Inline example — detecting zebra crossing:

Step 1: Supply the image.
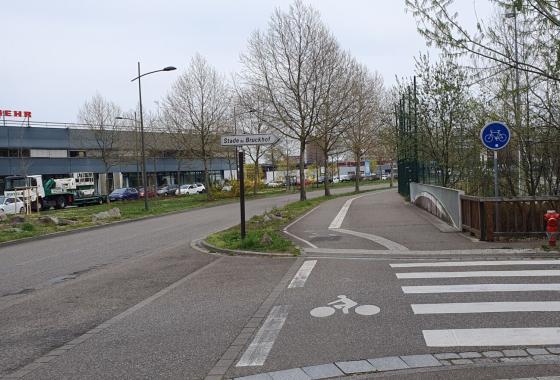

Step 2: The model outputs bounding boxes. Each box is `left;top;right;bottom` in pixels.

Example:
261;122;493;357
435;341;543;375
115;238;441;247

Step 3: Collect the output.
391;259;560;348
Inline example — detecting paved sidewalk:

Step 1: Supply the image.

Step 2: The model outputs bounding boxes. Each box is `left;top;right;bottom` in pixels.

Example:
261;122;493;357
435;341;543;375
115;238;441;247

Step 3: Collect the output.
287;189;543;252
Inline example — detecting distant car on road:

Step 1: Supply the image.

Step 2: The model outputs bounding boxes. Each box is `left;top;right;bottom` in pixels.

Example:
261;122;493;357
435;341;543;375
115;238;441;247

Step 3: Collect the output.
109;188;139;201
381;174;390;180
177;184;199;195
0;196;25;214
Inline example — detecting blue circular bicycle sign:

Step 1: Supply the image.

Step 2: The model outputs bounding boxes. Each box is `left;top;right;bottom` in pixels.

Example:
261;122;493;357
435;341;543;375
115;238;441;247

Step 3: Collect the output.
480;121;510;150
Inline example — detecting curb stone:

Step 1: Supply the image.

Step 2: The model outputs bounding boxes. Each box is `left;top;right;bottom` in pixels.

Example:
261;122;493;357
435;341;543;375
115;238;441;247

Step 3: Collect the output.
200;239;295;258
232;348;560;379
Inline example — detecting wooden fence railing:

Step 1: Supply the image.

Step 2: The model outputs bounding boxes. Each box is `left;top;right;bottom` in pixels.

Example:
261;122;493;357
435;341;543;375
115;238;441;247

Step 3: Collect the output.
461;195;560;241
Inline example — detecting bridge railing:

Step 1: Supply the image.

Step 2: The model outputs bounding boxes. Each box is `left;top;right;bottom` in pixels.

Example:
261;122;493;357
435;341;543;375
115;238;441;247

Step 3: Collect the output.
461;195;560;241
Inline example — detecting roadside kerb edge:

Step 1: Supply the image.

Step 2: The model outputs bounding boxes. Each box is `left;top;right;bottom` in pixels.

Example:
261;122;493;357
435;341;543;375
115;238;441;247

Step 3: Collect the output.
232;347;560;379
200;239;295;258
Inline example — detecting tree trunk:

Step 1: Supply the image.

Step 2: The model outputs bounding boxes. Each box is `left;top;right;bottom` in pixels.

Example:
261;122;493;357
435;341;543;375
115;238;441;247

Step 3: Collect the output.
203;155;211;201
354;153;360;193
105;169;111;204
323;149;330;196
253;147;260;195
253;162;259;195
299;140;306;201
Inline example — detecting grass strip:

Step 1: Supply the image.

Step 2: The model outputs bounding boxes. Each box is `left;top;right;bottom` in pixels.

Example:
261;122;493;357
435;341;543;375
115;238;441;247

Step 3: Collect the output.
0;181;388;245
0;188;290;244
206;187;387;256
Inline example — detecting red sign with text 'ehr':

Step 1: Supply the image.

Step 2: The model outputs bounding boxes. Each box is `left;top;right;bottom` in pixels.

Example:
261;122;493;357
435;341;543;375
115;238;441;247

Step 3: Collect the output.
0;109;32;118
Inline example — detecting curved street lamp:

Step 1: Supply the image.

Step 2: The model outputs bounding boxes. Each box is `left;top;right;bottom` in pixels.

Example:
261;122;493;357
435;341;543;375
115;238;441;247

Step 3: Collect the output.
130;63;176;211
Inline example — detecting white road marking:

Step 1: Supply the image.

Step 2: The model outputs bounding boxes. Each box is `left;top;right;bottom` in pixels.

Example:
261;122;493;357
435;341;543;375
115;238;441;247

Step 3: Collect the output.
423;328;560;347
328;198;353;229
396;270;560;279
402;283;560;294
391;260;560;268
282;206;320;249
328;192;372;229
288;260;317;288
304;248;533;255
412;301;560;314
334;228;409;251
236;305;290;367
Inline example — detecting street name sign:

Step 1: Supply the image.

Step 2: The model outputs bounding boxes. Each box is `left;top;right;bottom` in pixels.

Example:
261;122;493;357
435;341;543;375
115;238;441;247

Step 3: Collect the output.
221;134;278;146
480;121;510;150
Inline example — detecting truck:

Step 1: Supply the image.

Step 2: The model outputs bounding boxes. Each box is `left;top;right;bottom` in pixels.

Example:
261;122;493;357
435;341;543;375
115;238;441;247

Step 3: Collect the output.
4;172;105;210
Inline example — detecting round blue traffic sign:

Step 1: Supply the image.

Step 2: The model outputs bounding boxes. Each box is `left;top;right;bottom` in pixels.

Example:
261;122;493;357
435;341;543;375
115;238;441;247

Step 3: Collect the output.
480;121;510;150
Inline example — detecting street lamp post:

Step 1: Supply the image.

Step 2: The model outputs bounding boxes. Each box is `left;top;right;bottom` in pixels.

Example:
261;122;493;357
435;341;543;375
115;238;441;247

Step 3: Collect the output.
130;62;176;211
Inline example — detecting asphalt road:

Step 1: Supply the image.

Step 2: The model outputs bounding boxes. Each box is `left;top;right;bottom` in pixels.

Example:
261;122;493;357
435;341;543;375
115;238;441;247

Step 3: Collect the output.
4;186;559;380
0;184;385;377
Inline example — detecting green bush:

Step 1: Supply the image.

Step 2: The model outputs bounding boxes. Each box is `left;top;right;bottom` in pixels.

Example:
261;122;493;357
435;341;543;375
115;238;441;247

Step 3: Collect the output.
21;223;35;232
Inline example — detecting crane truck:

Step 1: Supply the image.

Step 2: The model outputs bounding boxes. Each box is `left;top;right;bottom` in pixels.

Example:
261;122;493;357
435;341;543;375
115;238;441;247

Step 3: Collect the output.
4;172;104;210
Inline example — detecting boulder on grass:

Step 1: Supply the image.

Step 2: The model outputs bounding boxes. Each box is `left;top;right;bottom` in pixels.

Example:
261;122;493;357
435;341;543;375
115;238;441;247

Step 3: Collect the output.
10;216;25;225
259;233;273;246
58;218;78;226
92;208;121;222
38;216;59;225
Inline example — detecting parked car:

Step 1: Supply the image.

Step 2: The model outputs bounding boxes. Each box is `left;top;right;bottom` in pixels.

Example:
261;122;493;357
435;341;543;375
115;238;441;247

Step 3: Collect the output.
108;187;139;201
165;184;180;195
332;176;340;183
338;174;351;182
381;174;390;180
156;185;179;196
266;181;283;188
194;183;206;193
177;184;199;195
0;196;25;214
138;187;156;198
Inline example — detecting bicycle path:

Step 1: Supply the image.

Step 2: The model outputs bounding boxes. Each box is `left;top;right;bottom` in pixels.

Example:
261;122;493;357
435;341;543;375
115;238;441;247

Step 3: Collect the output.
286;189;542;254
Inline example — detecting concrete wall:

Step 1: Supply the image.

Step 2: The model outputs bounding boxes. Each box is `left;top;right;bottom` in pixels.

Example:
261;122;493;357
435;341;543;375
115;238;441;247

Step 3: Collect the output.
410;183;464;230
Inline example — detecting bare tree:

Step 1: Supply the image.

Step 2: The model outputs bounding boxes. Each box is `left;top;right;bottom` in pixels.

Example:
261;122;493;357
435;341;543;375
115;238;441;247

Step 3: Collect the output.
240;1;338;200
344;67;385;192
164;54;230;200
312;51;357;196
77;93;122;195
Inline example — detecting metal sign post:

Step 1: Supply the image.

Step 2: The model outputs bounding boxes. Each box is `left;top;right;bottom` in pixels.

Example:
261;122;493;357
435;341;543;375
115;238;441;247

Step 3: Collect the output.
480;121;511;236
221;133;278;240
238;150;246;239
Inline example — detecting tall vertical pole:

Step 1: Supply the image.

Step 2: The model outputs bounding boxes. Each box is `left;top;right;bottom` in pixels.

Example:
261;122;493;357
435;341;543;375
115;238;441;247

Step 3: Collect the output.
494;150;500;234
239;150;246;239
512;8;522;195
138;62;149;211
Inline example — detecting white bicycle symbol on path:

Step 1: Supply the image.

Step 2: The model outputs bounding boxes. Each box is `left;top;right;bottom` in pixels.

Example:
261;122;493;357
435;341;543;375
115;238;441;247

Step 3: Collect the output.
310;295;381;318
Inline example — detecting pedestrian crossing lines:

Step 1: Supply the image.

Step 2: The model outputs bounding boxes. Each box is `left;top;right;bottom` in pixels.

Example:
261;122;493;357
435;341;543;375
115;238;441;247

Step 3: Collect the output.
391;259;560;347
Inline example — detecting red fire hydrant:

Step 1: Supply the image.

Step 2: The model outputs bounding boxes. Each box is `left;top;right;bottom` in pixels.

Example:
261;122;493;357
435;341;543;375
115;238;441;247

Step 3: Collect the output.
544;210;560;247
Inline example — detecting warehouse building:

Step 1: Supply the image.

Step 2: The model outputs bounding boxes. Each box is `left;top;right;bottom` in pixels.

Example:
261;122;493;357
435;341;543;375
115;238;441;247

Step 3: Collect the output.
0;121;234;195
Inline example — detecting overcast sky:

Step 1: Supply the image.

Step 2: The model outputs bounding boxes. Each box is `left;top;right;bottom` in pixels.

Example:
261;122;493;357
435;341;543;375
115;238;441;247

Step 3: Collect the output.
2;0;492;123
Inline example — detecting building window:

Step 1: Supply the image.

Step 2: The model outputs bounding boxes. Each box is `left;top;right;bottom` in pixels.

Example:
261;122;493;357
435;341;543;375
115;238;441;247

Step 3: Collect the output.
69;150;87;158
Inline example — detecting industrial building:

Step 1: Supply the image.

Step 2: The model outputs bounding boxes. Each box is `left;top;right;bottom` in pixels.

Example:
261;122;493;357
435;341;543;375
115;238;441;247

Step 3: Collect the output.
0;121;233;195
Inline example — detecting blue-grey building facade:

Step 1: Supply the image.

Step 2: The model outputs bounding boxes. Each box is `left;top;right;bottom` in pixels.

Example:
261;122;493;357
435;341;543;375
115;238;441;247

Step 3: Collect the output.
0;125;233;194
